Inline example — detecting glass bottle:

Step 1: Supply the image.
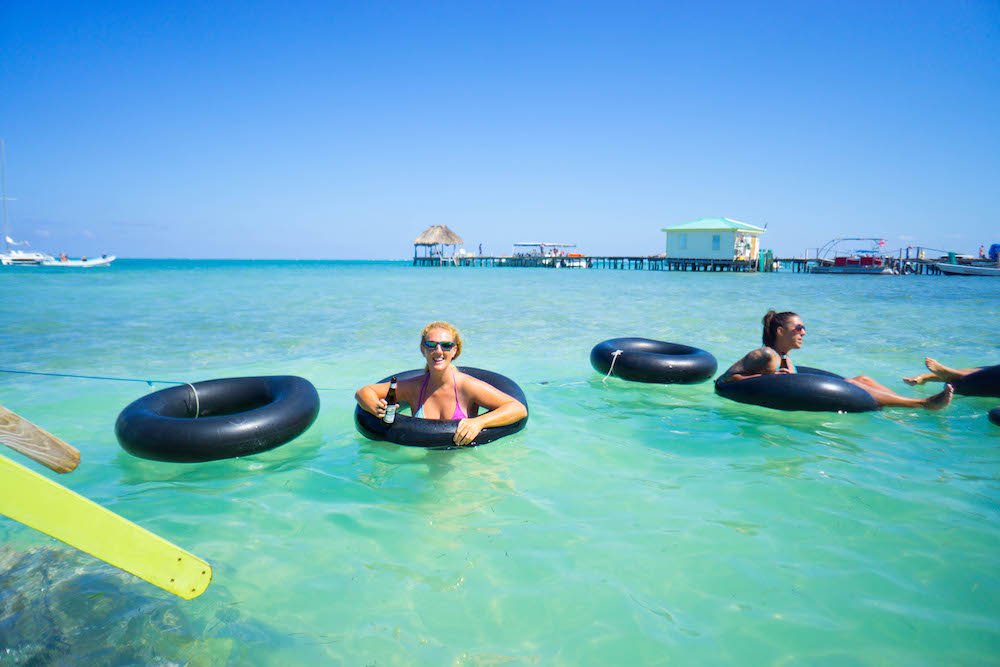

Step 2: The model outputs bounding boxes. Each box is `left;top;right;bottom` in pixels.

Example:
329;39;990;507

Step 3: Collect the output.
383;377;398;424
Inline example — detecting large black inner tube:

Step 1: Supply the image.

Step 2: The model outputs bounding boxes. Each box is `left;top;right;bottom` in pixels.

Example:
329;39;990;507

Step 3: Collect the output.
590;337;717;384
714;366;880;412
115;376;320;463
951;364;1000;397
354;367;528;449
989;407;1000;427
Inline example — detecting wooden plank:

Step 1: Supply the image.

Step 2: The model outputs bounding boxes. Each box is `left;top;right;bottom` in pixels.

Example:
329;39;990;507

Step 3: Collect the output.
0;405;80;473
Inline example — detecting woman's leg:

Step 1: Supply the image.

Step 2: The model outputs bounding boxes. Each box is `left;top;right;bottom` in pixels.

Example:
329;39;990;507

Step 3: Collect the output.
903;372;940;386
924;358;980;382
847;376;953;410
903;358;980;385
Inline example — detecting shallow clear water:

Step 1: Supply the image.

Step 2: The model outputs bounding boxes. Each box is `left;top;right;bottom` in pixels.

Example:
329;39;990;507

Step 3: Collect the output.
1;260;998;665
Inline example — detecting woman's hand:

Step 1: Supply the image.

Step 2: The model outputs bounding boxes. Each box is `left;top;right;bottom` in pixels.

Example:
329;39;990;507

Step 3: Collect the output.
356;385;398;419
372;398;401;420
454;416;485;446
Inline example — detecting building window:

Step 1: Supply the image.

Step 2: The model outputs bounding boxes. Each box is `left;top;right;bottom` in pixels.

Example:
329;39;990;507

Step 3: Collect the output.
679;233;687;250
712;235;721;251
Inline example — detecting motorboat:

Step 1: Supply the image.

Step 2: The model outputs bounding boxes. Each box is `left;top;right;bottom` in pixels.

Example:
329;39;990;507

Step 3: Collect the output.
0;249;54;266
809;238;898;275
41;254;116;268
936;262;1000;277
935;243;999;275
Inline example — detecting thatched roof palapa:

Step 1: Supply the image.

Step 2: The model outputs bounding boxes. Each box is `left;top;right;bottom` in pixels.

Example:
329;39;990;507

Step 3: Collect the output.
413;225;464;246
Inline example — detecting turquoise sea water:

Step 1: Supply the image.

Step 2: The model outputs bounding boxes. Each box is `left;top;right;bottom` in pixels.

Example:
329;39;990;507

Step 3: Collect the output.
1;260;998;665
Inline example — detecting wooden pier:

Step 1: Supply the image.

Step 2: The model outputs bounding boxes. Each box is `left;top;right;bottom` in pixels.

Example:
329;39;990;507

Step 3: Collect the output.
413;255;759;271
414;254;944;274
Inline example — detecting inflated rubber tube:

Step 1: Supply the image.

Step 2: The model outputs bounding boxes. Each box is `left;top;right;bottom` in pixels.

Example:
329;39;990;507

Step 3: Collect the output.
354;367;528;449
951;364;1000;397
714;366;879;413
989;407;1000;427
590;337;717;384
115;376;320;463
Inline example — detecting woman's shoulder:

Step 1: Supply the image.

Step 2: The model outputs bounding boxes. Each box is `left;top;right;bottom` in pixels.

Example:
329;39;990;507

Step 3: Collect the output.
455;369;486;388
456;370;507;395
395;373;426;392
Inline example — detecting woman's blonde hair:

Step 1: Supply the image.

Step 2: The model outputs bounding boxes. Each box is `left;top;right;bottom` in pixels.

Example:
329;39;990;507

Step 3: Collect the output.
420;321;463;361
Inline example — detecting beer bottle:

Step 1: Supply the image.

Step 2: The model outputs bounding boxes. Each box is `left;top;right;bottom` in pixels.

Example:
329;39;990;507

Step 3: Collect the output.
383;376;398;424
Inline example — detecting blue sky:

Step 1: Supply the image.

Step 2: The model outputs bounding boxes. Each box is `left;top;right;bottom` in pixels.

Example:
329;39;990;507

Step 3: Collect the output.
2;1;998;259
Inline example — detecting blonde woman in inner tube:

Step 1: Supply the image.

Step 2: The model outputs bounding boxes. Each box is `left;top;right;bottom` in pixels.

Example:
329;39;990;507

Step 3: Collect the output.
355;321;527;446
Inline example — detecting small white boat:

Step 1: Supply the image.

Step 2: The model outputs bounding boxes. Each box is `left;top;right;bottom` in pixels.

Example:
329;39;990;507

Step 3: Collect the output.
41;254;116;268
0;249;54;266
936;262;1000;276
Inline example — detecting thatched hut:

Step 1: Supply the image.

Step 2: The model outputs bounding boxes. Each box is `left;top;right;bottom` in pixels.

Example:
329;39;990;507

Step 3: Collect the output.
413;225;464;259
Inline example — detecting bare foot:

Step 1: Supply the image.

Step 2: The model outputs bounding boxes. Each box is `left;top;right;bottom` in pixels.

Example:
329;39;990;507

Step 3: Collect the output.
925;357;946;375
924;384;953;411
903;373;929;386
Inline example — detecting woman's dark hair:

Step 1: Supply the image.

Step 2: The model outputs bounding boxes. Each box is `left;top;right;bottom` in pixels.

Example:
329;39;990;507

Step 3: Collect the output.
762;310;799;348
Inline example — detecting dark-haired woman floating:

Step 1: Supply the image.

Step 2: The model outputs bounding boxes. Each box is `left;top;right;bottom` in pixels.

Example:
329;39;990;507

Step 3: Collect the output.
719;310;953;410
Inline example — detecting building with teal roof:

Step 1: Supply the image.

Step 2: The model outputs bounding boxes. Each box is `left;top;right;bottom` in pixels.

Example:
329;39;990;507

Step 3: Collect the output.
661;217;765;263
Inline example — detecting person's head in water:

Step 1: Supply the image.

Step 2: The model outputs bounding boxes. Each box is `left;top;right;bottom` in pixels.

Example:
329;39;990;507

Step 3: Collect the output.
420;321;463;371
762;310;805;353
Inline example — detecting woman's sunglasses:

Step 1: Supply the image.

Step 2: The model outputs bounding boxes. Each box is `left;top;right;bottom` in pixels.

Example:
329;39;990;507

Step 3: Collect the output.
790;324;806;333
423;340;457;351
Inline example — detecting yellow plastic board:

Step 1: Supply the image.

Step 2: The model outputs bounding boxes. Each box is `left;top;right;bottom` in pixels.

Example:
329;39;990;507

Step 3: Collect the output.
0;454;212;599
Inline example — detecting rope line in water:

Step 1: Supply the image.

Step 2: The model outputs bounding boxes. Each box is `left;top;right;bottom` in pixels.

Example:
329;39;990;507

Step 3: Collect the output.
0;367;343;392
0;368;186;386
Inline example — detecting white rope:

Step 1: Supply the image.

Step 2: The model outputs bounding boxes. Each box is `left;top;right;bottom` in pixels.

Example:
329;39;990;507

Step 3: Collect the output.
186;383;200;419
602;350;624;384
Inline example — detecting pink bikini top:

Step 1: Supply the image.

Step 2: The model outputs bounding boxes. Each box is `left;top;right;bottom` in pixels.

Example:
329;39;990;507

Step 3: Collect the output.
414;371;468;420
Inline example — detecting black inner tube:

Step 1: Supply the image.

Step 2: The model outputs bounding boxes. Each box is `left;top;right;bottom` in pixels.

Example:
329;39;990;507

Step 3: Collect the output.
989;407;1000;427
951;364;1000;398
354;367;528;449
590;337;717;384
115;376;320;463
714;366;880;412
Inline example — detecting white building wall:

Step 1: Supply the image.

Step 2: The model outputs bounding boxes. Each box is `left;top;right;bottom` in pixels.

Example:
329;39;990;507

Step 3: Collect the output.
665;230;737;259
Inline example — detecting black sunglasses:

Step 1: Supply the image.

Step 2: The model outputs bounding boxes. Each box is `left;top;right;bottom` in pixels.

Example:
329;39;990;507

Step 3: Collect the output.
423;340;456;351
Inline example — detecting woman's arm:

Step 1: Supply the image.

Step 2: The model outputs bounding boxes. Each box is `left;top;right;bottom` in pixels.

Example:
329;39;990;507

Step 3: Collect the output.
355;381;391;418
719;348;781;383
356;378;419;418
453;376;528;446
